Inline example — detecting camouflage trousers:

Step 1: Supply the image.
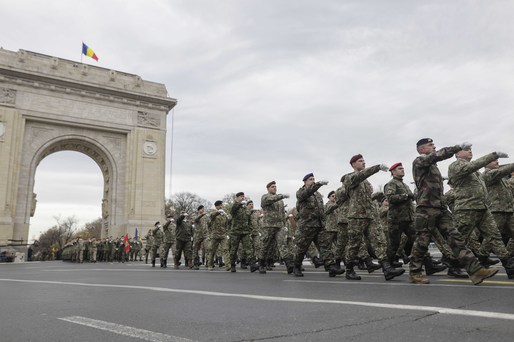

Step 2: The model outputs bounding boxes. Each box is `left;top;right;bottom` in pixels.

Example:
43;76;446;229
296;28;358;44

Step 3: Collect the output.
192;235;206;264
89;249;97;262
490;212;514;256
252;233;263;260
277;227;294;260
175;239;193;265
150;244;161;263
453;209;510;259
229;232;254;265
410;207;482;275
294;225;335;267
260;227;281;261
208;237;229;268
386;221;415;262
160;242;173;262
346;218;387;263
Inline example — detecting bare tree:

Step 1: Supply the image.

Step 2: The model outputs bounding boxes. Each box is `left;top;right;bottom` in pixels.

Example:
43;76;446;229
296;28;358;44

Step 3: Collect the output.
53;215;79;247
167;192;211;216
74;217;102;239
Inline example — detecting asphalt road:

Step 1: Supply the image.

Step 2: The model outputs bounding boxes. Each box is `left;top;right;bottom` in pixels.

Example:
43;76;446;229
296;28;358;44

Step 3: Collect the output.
1;259;514;342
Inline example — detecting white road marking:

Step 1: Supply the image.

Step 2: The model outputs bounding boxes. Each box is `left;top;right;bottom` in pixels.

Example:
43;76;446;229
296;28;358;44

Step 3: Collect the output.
2;278;514;321
58;316;196;342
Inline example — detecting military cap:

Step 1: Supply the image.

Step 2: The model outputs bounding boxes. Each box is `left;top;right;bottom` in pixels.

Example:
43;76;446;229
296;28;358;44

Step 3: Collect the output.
266;181;276;189
214;200;223;206
247;200;253;205
154;221;160;226
327;190;335;198
303;173;314;181
389;162;402;171
197;205;204;211
416;138;433;147
235;192;244;197
350;154;363;164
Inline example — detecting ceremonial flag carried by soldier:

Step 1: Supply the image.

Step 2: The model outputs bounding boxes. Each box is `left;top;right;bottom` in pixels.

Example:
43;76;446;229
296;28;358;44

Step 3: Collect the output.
124;234;130;253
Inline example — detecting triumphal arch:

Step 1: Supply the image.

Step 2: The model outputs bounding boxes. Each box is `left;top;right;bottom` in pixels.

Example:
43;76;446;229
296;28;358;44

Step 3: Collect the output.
0;48;177;244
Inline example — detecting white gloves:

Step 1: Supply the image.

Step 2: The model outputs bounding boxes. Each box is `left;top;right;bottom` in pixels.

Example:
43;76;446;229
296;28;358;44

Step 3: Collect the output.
319;180;329;186
379;164;389;172
218;209;225;215
241;201;247;205
495;151;509;158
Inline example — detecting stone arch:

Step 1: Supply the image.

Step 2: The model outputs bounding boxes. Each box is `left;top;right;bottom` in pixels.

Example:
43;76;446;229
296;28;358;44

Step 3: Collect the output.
28;135;118;237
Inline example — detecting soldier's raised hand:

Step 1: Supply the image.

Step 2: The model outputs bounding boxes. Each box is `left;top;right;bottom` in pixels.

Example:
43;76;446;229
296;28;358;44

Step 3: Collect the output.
283;194;290;199
319;180;329;186
460;142;472;150
379;164;389;172
495;151;509;158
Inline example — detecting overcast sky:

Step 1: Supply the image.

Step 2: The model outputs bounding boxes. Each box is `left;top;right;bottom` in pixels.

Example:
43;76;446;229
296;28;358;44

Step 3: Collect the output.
2;1;514;240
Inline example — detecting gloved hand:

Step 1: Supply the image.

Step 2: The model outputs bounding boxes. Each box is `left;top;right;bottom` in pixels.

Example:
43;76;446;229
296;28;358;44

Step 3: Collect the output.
241;201;247;205
319;180;329;186
283;194;290;199
218;209;225;215
380;164;389;172
495;151;509;158
460;142;472;150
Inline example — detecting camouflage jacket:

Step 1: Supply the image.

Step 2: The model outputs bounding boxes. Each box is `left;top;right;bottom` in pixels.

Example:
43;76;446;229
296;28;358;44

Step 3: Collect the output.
344;165;381;219
335;185;349;225
296;182;325;228
413;145;461;208
144;233;153;249
444;189;456;213
152;227;164;245
208;210;228;239
448;153;499;211
384;176;414;222
482;163;514;213
176;215;193;242
324;200;339;232
162;220;176;243
230;202;251;234
193;213;209;239
261;193;287;228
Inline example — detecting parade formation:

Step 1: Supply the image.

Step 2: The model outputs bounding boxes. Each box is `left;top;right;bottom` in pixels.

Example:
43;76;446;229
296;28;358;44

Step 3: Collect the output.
61;138;514;286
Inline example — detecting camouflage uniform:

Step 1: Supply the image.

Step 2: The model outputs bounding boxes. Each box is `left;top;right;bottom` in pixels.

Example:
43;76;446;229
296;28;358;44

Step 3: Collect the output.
344;165;387;264
293;182;336;270
89;238;98;263
193;212;209;268
410;145;482;277
161;218;175;267
260;192;288;270
144;232;153;264
207;208;229;269
175;214;193;268
151;225;164;267
250;210;263;263
229;201;254;269
448;152;511;260
384;175;416;263
482;163;514;256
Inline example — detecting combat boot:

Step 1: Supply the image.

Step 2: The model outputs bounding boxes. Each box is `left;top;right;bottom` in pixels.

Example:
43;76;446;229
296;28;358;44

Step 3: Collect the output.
424;257;447;275
293;264;304;277
240;259;248;270
390;258;403;268
160;259;164;268
230;263;236;272
173;258;180;269
357;259;367;270
382;260;405;281
345;261;361;280
334;259;342;271
249;262;259;273
479;255;500;267
151;260;155;267
266;259;274;271
364;257;381;273
218;257;224;268
311;256;324;268
328;264;345;277
258;259;267;274
409;273;430;284
447;259;468;278
284;258;294;274
163;259;167;268
470;267;498;285
501;257;514;271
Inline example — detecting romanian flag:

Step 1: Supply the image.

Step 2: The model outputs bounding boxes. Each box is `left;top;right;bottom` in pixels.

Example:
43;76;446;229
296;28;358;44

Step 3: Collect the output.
82;42;99;61
123;233;130;252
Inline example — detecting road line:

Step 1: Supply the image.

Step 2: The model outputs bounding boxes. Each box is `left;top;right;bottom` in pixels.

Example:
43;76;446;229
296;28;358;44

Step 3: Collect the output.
2;278;514;321
438;279;514;285
58;316;196;342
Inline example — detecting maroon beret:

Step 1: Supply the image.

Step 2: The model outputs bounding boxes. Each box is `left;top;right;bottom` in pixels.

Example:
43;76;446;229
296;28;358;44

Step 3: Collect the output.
350;154;363;164
389;162;402;171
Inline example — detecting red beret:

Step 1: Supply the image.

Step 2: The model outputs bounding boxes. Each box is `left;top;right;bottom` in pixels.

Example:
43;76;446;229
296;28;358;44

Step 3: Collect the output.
349;154;363;164
389;162;402;171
